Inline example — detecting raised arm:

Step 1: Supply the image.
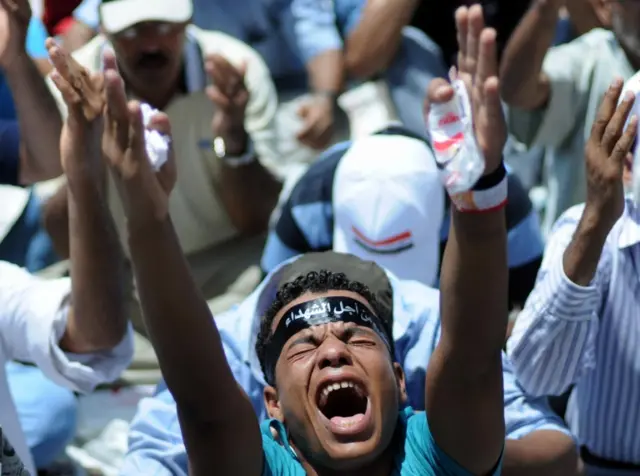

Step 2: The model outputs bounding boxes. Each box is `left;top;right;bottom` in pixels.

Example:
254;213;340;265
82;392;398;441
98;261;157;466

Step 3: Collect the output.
0;1;63;183
426;5;508;474
508;80;636;396
46;42;129;353
100;55;262;476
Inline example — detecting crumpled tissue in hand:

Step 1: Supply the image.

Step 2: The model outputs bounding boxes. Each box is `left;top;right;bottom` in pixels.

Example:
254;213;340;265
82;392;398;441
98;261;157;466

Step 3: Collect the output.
140;103;171;171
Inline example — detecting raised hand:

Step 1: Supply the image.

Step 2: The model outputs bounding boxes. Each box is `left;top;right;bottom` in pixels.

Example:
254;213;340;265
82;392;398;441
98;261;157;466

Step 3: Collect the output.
0;0;30;70
47;38;105;181
102;51;176;226
205;54;249;154
426;4;506;174
584;78;637;232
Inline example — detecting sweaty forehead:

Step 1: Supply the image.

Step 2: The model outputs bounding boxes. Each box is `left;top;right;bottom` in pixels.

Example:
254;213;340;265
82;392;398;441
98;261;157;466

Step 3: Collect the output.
270;290;375;333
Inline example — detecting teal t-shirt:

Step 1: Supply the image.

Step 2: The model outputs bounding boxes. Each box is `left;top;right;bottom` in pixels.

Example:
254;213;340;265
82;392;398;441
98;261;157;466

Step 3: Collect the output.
261;407;502;475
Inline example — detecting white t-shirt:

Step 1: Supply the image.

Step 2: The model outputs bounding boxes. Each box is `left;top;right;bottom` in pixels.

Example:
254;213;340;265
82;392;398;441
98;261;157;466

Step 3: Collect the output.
0;262;134;474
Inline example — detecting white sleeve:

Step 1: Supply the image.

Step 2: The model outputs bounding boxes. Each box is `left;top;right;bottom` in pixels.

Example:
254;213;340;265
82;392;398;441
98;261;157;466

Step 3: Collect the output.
0;262;133;393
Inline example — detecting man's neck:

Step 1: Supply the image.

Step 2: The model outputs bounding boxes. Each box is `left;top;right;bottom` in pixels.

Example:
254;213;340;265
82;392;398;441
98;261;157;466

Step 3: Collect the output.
619;42;640;72
295;440;397;476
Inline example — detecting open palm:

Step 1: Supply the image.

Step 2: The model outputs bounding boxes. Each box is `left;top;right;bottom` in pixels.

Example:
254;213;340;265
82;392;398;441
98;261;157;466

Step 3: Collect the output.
453;4;506;172
101;51;176;224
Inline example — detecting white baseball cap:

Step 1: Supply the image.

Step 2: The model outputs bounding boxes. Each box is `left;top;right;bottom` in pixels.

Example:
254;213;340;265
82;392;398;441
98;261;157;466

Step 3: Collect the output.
332;134;444;286
100;0;193;35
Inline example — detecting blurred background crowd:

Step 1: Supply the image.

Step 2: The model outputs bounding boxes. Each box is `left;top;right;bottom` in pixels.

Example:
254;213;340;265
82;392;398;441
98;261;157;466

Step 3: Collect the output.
1;0;639;475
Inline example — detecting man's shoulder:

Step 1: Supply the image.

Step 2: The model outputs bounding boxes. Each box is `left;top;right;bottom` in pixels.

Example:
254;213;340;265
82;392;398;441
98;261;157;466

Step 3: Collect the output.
188;25;263;64
71;35;109;71
547;28;618;63
289;142;351;207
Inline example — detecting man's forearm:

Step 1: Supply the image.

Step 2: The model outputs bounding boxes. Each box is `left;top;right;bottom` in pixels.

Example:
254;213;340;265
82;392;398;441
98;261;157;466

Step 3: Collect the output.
499;0;560;109
5;54;63;183
307;50;344;94
563;208;610;286
60;172;128;353
442;208;508;367
345;0;418;78
127;218;241;411
215;131;282;234
504;432;579;476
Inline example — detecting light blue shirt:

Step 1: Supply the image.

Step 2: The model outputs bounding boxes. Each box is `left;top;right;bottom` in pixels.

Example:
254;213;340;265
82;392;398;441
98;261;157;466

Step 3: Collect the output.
121;259;571;475
291;0;365;63
73;0;306;82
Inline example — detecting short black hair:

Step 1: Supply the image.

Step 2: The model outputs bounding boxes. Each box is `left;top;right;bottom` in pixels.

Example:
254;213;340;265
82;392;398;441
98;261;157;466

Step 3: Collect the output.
256;270;395;384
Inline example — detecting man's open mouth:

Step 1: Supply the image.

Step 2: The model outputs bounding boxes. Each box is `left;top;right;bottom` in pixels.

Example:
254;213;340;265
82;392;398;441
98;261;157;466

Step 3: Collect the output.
316;380;371;434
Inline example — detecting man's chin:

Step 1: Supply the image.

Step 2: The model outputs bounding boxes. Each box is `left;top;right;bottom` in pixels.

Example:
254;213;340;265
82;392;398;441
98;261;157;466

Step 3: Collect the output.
316;439;384;472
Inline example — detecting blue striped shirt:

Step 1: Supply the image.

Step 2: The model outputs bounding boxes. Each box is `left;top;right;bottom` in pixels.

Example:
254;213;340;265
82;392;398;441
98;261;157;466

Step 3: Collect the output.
507;198;640;463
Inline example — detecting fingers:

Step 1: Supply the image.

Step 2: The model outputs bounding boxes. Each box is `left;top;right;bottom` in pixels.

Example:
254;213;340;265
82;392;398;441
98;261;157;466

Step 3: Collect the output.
102;48;118;74
50;69;83;118
463;4;484;77
481;76;503;127
48;37;104;120
591;78;624;142
602;89;635;157
602;90;634;150
127;101;147;159
476;28;498;92
611;115;638;168
105;68;130;148
147;112;172;136
455;7;468;73
205;85;231;109
205;54;244;97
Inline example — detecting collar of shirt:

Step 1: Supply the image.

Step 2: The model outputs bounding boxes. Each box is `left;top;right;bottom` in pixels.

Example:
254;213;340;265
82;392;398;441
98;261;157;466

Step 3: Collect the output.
98;26;207;95
213;256;437;384
618;198;640;249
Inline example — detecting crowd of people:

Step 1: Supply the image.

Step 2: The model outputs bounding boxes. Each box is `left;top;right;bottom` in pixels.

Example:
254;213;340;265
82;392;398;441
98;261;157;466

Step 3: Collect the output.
1;0;640;475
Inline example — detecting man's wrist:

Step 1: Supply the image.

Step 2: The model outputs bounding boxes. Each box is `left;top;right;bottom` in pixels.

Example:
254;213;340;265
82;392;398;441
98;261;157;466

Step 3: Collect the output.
213;124;248;155
3;51;33;80
577;205;614;245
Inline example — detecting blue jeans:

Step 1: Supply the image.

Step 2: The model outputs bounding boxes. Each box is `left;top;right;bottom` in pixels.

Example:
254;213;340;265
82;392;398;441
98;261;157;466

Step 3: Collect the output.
0;190;58;272
6;362;78;469
384;27;449;138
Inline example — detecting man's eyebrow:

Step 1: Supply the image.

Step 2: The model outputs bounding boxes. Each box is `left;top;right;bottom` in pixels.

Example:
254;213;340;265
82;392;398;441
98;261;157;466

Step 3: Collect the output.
287;334;316;350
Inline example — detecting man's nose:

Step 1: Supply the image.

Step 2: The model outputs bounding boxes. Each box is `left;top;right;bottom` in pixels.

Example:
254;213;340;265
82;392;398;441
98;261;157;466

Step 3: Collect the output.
317;338;352;370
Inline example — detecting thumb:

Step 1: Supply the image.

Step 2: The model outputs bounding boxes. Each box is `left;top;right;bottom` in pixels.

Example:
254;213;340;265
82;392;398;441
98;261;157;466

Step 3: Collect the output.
297;103;310;118
424;78;454;118
237;59;248;78
147;112;172;136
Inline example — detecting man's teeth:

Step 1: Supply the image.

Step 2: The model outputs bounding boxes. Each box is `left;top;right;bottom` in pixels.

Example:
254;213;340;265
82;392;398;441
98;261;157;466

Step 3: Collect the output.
321;381;360;398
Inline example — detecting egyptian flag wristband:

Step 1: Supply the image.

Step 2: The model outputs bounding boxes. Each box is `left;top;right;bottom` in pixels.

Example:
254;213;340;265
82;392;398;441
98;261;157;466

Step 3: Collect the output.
449;162;508;213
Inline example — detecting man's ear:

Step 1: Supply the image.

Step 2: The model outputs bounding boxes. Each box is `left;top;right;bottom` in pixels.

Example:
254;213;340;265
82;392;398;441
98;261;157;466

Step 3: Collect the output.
264;385;284;421
393;362;408;405
590;0;612;29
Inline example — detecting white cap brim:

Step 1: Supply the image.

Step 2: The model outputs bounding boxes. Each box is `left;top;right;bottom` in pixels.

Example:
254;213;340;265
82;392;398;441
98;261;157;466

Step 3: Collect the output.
100;0;193;34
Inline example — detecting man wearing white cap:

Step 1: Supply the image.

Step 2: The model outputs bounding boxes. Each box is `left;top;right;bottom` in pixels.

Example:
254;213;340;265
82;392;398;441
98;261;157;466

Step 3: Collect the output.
262;125;545;310
11;0;286;329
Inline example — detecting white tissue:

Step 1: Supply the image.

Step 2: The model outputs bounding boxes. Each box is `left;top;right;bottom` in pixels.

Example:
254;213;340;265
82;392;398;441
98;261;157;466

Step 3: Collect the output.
140;103;170;171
